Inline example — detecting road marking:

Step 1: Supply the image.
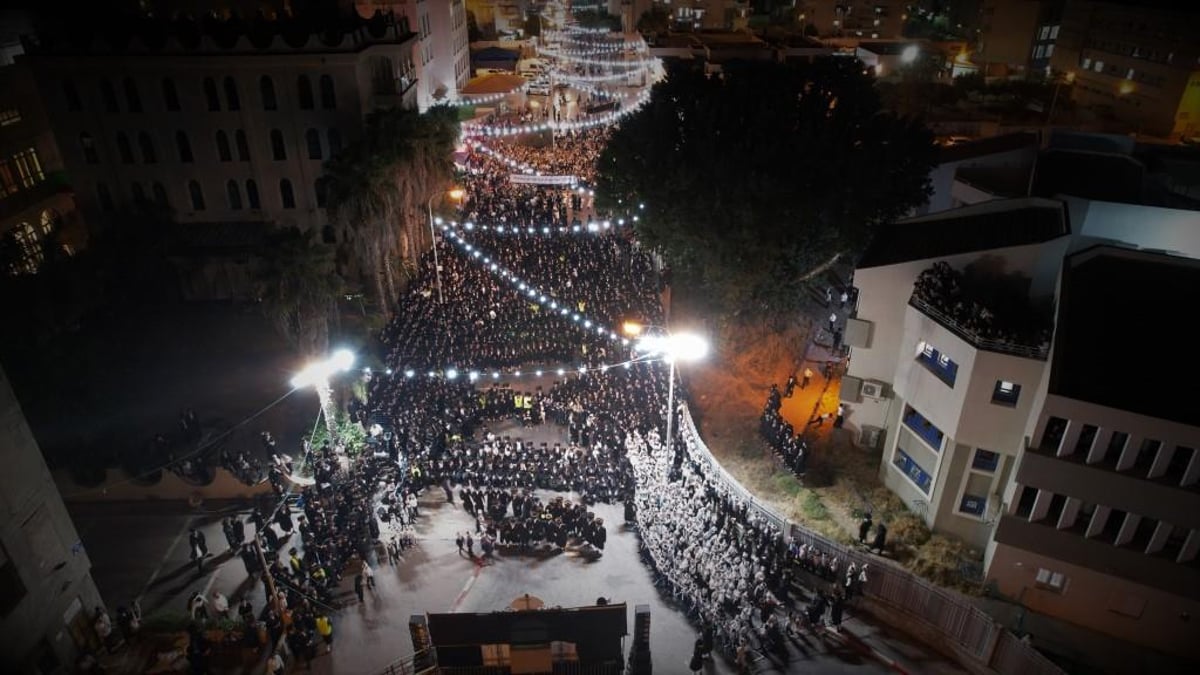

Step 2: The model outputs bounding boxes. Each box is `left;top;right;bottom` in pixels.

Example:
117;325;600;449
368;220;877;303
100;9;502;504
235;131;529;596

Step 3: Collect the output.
450;563;484;612
138;516;193;603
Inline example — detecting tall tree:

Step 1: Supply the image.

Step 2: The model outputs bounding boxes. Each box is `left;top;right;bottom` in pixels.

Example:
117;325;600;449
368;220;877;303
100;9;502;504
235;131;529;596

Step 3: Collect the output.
596;59;935;318
319;105;458;315
255;227;343;356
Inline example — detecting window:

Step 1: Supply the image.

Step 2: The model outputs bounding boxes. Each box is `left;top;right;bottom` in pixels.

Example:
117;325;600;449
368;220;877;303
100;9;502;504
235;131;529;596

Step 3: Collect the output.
246;179;260;209
1133;439;1161;472
1035;568;1067;593
216;131;232;162
1094;60;1104;73
991;380;1021;406
1015;485;1038;518
223;76;240;111
176;131;193;163
138;132;157;163
893;447;932;494
39;209;61;237
260;76;277;111
1049;25;1060;40
97;182;114;212
4;221;43;275
1041;416;1068;452
297;75;314;110
959;493;987;516
306;129;322;160
1082;57;1092;70
124;78;142;112
279;179;295;209
328;128;342;155
315;180;327;208
203;77;220;111
1034;45;1045;59
972;449;1000;473
235;130;249;161
80;133;98;164
0;108;22;126
13;149;44;188
1126;68;1135;80
152;182;168;207
227;180;242;210
63;80;82;111
1039;25;1050;40
100;79;118;112
131;182;146;204
915;341;957;387
1074;424;1098;455
162;78;181;111
188;180;205;211
319;74;336;109
116;132;134;164
903;405;944;450
1044;44;1055;58
270;129;286;160
1101;431;1128;465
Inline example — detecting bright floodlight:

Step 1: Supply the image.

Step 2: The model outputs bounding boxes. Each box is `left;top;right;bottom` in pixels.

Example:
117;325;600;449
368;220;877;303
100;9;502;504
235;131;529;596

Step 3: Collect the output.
901;45;919;64
622;320;645;336
290;348;356;389
448;187;466;201
636;332;709;363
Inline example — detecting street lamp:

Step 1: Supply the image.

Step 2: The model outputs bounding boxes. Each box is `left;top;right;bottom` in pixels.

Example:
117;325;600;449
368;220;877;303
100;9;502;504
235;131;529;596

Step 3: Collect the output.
290;348;356;439
630;328;709;469
427;188;465;304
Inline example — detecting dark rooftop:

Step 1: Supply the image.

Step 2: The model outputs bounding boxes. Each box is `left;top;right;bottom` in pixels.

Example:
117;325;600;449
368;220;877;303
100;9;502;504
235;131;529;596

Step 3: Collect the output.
1050;246;1200;427
856;41;920;56
858;198;1069;269
1032;149;1146;205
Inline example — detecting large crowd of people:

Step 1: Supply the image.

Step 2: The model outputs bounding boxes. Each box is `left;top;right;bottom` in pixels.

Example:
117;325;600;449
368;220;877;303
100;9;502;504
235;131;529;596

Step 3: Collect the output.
485;128;611;182
912;261;1052;351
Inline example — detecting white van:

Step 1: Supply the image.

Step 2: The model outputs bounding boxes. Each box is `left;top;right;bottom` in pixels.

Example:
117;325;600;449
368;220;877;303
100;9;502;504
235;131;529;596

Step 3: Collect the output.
518;59;549;77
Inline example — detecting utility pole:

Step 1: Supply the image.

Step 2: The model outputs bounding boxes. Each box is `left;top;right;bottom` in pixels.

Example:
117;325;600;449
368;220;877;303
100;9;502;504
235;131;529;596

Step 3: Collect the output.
254;535;281;615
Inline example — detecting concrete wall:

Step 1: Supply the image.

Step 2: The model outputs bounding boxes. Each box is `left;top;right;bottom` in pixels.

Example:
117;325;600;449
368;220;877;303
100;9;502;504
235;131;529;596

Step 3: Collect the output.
1066;196;1200;259
987;540;1199;660
0;364;105;672
921;144;1037;216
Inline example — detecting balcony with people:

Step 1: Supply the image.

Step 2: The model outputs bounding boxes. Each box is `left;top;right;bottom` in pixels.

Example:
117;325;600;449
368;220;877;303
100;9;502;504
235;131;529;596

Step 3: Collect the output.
909;261;1052;360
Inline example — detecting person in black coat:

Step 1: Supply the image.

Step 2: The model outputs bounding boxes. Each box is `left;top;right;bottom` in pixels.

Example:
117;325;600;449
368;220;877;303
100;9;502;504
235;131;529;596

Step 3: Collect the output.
858;513;873;544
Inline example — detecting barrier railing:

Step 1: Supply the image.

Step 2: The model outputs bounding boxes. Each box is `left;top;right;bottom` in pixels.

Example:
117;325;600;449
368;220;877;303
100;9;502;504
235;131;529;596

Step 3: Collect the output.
676;402;1064;675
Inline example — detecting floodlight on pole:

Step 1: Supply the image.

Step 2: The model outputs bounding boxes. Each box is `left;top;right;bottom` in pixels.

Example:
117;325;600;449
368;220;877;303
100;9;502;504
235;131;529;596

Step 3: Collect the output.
632;329;709;470
291;348;356;442
901;45;919;64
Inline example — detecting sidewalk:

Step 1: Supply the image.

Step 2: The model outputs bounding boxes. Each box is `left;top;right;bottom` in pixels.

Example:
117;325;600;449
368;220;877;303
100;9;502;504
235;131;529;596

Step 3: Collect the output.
829;615;966;675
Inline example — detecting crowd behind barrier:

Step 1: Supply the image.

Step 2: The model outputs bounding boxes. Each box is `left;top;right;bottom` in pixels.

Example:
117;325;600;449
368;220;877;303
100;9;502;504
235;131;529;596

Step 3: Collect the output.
912;262;1051;353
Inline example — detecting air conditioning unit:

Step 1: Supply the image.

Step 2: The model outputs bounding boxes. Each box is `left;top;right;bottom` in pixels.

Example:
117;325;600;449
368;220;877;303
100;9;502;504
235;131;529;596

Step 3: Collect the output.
860;425;883;450
862;380;887;399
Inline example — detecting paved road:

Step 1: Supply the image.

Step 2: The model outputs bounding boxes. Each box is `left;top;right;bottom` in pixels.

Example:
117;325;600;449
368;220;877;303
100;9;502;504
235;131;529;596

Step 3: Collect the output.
73;419;892;674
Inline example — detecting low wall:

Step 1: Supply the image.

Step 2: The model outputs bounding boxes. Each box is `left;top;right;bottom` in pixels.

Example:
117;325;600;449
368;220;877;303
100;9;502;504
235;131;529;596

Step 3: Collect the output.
54;467;272;502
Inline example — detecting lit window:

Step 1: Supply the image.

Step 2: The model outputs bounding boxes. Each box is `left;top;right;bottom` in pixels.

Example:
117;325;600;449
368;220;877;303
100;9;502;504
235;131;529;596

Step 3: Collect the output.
991;380;1021;406
1039;26;1050;40
1036;568;1067;592
1094;60;1104;72
972;449;1000;472
1082;57;1091;69
1035;45;1045;59
1049;25;1059;40
1126;68;1135;80
1045;44;1054;58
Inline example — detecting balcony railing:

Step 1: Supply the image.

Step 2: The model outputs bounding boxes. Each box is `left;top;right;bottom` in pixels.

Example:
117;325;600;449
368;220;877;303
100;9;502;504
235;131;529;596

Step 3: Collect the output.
909;295;1050;360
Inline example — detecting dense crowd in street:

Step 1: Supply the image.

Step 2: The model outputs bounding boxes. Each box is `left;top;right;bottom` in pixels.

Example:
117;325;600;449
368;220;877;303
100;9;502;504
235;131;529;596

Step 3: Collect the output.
486;127;610;182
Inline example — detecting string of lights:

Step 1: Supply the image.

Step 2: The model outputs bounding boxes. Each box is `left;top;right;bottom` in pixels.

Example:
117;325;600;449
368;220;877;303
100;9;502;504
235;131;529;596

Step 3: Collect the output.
363;353;662;385
449;83;529;106
461;88;649;137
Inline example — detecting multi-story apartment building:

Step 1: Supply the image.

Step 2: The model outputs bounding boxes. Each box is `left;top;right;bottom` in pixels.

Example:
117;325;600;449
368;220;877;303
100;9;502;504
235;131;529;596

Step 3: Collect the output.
793;0;906;39
989;245;1199;659
360;1;470;109
1048;0;1200;139
0;13;86;277
975;0;1064;77
841;137;1200;654
20;7;418;240
0;362;106;672
656;0;751;31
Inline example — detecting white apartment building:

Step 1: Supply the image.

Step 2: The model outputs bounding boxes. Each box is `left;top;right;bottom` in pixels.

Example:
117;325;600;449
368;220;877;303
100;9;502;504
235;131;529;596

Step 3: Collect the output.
21;9;418;237
842;156;1200;654
361;0;470;109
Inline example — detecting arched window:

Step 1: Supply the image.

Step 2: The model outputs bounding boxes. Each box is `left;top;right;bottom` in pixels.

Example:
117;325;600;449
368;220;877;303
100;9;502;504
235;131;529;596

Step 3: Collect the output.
260;75;277;111
203;77;220;111
162;78;181;111
223;76;240;111
124;77;142;112
63;79;82;111
100;79;118;112
227;180;243;210
176;131;193;163
216;130;232;162
188;180;206;211
297;75;314;110
328;128;342;155
97;182;114;212
138;132;157;163
305;129;322;160
235;130;249;161
152;182;168;207
279;179;295;209
80;133;98;164
116;132;134;164
319;74;336;109
131;182;147;204
246;179;261;209
315;180;327;208
270;129;286;160
39;209;62;235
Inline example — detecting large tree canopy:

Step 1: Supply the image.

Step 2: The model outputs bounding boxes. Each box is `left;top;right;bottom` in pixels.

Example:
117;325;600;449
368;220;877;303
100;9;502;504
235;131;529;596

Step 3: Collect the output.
596;59;936;317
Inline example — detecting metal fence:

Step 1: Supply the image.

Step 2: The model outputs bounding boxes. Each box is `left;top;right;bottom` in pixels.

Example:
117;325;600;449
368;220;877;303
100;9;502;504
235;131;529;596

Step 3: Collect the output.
677;403;1065;675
